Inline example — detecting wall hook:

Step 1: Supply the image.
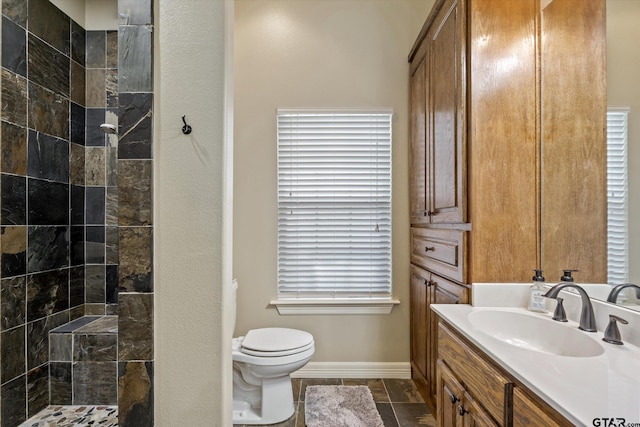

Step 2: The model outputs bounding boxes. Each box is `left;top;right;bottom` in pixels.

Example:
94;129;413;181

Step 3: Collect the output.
182;115;192;135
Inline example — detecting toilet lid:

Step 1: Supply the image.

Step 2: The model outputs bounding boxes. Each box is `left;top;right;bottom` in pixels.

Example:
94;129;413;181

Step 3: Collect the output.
241;328;314;354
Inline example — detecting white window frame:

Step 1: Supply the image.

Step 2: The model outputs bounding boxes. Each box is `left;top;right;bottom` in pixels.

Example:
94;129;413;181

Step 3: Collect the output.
607;107;630;284
271;109;399;315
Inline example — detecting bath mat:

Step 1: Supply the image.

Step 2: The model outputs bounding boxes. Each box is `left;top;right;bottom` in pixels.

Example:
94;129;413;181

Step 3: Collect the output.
305;385;384;427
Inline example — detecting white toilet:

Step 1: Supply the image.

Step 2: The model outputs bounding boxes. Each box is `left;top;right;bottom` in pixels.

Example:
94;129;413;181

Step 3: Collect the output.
231;281;315;425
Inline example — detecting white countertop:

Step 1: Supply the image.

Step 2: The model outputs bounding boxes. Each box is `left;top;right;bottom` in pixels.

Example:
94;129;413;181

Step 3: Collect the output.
431;304;640;426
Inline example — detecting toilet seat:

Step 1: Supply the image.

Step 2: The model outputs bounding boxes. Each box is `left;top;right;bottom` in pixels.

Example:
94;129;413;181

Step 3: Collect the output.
240;328;314;357
241;340;314;357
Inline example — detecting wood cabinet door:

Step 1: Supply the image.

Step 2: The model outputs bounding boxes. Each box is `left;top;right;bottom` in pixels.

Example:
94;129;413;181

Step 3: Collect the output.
463;392;499;427
410;265;430;380
410;56;428;224
429;274;468;401
429;0;466;224
437;360;465;427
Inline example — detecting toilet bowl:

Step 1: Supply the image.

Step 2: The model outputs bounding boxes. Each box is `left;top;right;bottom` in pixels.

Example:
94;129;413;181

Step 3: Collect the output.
232;327;315;425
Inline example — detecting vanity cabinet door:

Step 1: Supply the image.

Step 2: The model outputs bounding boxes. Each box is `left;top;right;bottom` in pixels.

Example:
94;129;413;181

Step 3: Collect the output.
463;392;499;427
410;265;430;382
437;360;465;427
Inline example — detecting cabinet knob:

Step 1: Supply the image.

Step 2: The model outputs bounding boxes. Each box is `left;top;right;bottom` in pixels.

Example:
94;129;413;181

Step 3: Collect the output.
458;405;468;416
449;394;459;404
425;246;435;252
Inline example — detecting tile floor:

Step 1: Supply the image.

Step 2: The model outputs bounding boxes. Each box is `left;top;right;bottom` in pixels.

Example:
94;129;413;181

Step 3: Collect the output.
234;378;436;427
18;405;118;427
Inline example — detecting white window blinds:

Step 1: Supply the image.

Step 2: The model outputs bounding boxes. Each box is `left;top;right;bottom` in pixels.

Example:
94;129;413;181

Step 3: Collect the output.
607;108;629;284
277;109;392;299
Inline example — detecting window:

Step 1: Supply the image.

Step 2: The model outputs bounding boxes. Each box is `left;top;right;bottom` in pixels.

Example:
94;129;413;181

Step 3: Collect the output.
607;108;630;284
273;109;397;314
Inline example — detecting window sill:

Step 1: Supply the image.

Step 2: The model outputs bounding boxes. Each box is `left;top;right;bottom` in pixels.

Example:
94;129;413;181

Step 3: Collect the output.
269;298;400;315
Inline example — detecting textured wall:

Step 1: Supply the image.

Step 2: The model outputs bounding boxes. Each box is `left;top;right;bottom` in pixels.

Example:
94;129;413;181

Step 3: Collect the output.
233;0;431;363
155;0;233;425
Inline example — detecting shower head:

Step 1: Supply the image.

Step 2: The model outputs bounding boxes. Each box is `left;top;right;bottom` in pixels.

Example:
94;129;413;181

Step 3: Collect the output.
100;123;118;135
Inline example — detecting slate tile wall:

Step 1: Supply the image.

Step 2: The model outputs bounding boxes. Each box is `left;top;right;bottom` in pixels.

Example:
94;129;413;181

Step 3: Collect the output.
0;0;153;423
0;0;120;423
117;0;154;425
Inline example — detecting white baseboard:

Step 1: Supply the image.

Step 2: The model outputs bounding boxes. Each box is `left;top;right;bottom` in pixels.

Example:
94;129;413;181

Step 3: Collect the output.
291;362;411;379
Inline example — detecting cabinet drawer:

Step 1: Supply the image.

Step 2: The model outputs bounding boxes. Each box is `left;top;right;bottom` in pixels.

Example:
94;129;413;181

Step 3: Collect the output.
438;323;511;424
411;228;466;283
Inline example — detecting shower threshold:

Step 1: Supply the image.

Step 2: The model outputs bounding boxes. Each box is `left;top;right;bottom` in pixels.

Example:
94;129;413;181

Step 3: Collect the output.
19;405;117;426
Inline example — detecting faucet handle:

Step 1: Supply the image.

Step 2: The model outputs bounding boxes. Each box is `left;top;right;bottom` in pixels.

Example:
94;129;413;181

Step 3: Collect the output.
602;315;628;345
552;297;568;322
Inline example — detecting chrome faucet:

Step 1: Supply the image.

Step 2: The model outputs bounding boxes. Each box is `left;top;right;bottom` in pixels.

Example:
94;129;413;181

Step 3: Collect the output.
606;283;640;304
543;282;597;332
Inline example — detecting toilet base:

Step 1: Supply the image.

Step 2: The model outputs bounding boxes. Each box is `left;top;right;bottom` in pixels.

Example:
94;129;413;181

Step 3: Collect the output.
232;374;295;425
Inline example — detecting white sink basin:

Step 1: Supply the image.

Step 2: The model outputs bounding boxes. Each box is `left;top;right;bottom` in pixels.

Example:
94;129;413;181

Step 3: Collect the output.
468;310;604;358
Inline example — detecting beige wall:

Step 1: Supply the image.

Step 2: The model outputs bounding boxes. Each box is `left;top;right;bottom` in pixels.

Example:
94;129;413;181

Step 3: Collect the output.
155;0;233;425
233;0;432;363
607;0;640;284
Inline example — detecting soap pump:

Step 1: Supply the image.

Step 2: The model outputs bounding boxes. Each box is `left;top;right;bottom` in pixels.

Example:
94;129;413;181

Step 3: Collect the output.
528;269;547;313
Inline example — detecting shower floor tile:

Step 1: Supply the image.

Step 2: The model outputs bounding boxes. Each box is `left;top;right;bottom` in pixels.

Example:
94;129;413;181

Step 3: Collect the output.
18;405;117;427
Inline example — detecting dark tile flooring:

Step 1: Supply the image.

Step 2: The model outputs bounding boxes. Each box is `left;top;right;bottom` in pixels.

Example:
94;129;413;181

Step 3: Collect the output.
234;378;436;427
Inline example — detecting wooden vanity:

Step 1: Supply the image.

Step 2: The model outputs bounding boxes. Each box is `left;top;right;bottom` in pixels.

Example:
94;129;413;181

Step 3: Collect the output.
437;320;572;427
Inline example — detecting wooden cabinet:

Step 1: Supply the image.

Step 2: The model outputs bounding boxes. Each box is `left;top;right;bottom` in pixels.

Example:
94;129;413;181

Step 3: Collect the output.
408;0;606;412
409;0;466;226
437;319;574;427
428;0;466;226
411;265;468;410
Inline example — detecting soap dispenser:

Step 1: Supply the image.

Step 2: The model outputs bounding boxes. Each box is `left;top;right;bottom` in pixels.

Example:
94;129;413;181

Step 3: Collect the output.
528;269;547;313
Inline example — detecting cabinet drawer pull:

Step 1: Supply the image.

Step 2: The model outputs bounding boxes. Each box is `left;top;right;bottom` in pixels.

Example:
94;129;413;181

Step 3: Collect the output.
425;246;435;252
458;405;468;416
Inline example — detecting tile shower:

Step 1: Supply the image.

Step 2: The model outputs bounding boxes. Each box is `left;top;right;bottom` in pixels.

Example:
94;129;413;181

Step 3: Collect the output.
0;0;154;425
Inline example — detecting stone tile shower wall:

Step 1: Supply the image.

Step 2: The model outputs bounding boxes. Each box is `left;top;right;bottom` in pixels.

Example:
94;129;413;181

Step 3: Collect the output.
0;0;128;424
116;0;154;426
1;0;84;423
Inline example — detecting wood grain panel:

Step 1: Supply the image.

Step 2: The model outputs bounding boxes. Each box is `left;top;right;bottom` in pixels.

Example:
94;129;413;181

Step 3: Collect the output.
410;265;430;379
429;0;466;224
540;0;607;283
467;0;539;282
410;57;428;224
512;387;573;427
438;323;511;424
430;276;468;402
464;391;500;427
437;360;465;427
